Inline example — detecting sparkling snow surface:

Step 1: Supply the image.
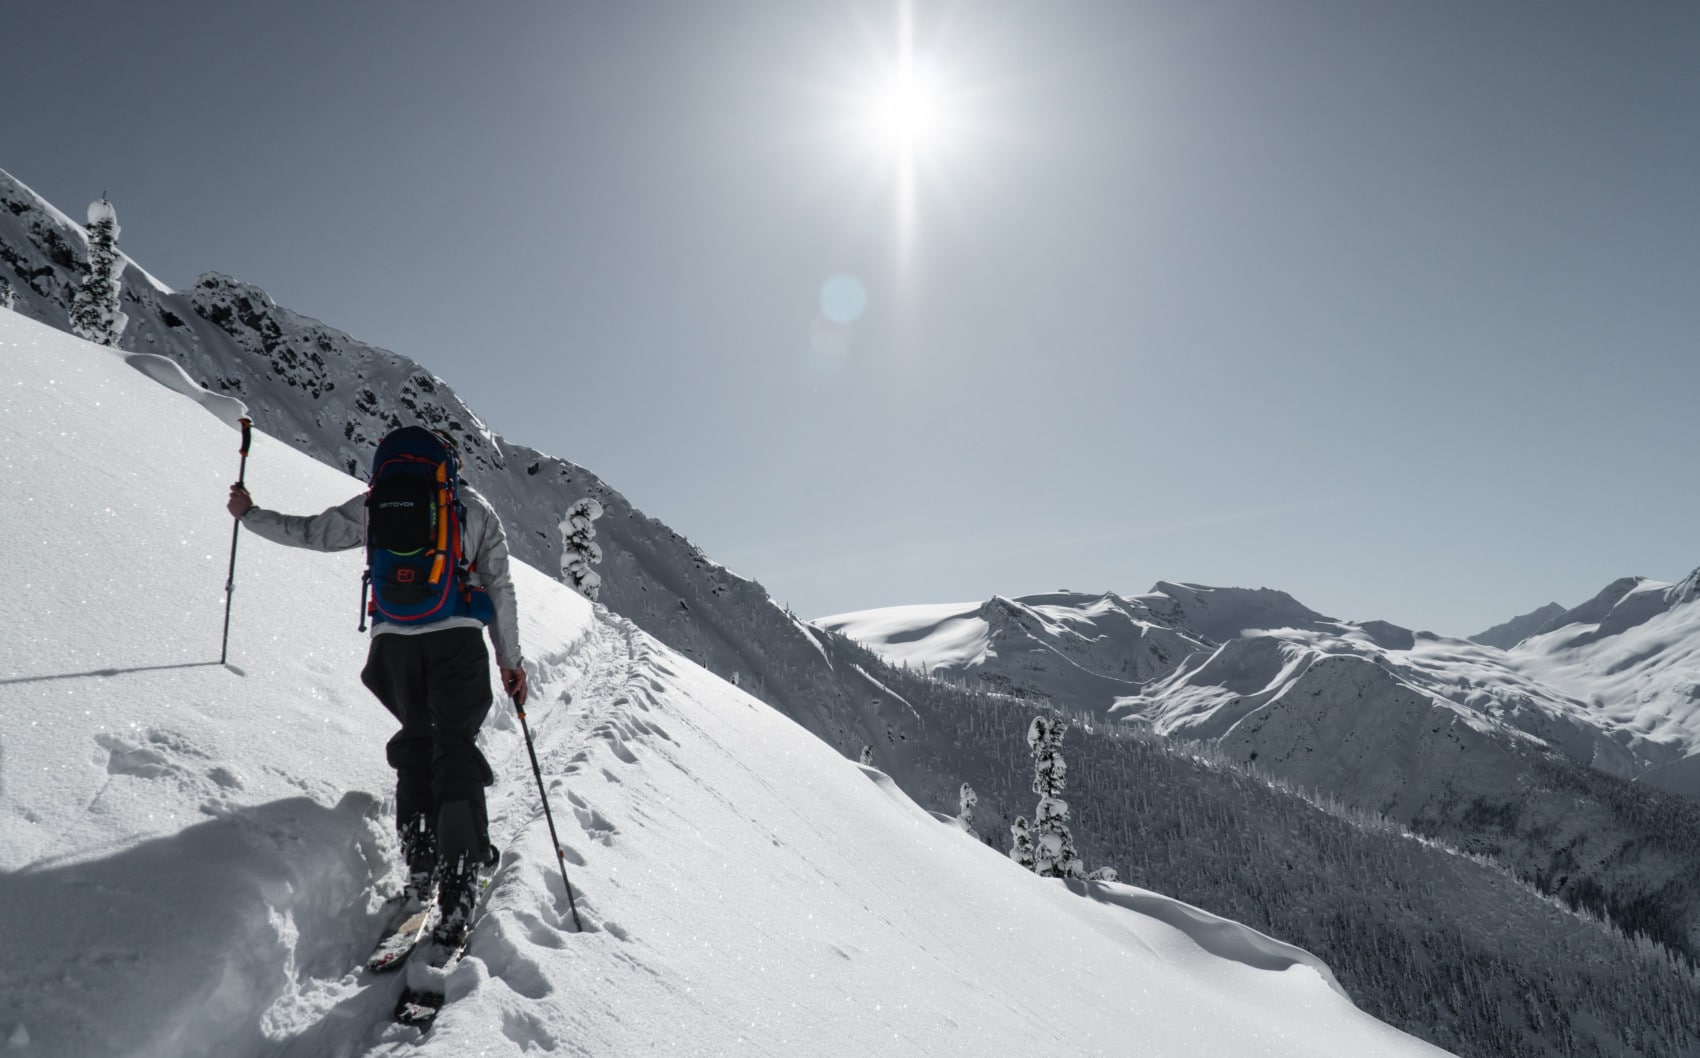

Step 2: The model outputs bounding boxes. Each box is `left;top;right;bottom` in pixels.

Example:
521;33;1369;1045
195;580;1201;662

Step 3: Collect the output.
0;311;1448;1057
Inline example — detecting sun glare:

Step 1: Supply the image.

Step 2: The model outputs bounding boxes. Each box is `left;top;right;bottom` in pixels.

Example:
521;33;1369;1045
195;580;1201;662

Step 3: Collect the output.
871;63;948;158
832;0;983;276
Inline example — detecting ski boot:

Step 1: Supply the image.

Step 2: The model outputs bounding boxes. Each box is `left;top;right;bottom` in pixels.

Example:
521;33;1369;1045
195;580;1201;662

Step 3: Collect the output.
398;813;439;913
430;851;480;955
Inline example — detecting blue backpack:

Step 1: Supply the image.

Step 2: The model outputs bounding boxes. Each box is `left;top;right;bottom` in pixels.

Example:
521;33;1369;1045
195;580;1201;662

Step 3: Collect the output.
358;427;494;630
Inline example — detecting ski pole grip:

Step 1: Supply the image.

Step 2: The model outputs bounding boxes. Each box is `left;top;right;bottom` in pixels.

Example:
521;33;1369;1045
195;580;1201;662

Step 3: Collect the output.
239;417;253;456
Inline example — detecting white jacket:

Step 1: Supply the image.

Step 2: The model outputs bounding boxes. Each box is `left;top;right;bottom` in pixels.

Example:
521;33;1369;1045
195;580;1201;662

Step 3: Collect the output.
240;483;523;669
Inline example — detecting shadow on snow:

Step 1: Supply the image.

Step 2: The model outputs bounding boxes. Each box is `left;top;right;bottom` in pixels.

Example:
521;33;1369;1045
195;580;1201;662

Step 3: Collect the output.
0;794;406;1058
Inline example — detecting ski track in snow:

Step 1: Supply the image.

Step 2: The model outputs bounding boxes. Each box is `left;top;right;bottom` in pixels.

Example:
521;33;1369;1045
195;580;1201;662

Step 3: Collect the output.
0;594;642;1054
263;616;655;1056
255;613;716;1056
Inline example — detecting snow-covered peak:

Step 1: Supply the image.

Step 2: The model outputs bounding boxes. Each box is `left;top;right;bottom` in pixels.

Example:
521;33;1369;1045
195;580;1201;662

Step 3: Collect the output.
815;600;991;673
1668;567;1700;607
1470;601;1567;650
1141;581;1339;642
1499;566;1700;754
1528;574;1659;645
819;589;1213;709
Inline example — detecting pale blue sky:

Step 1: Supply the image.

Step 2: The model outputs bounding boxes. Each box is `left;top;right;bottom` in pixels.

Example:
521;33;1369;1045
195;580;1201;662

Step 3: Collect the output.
7;1;1698;635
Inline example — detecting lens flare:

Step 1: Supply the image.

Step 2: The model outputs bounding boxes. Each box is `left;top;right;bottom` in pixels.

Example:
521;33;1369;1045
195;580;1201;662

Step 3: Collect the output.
820;274;869;324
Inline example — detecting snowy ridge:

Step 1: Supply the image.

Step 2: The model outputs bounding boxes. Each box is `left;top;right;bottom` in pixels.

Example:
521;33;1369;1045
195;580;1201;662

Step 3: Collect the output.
1471;602;1567;650
0;168;171;298
821;579;1700;782
0;165;949;820
820;588;1210;705
0;310;1444;1056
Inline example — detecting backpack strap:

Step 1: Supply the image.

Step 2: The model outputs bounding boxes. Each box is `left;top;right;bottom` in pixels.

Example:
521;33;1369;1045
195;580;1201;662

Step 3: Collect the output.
358;496;371;631
427;460;451;587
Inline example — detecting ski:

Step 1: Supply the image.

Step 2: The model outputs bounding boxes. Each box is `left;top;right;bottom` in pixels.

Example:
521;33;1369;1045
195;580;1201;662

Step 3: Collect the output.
394;992;447;1028
392;937;470;1027
391;864;494;1028
364;897;437;974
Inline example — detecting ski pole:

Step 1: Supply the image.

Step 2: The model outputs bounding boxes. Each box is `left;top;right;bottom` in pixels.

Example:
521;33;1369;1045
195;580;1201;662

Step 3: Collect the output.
220;417;253;665
514;695;584;932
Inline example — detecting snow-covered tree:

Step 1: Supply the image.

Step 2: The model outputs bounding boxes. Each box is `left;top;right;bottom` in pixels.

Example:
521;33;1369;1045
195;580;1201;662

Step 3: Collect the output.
1088;866;1118;883
958;783;978;830
859;745;875;766
1027;715;1085;880
1;276;15;311
558;496;605;601
1008;815;1036;870
70;197;127;346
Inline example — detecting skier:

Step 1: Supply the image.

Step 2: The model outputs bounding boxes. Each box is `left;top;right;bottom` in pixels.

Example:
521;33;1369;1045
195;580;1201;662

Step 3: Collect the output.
226;426;526;950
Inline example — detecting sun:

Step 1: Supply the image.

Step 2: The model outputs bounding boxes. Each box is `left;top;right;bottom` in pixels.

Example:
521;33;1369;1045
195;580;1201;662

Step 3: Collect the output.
870;62;949;160
849;0;963;168
830;0;983;273
859;50;961;269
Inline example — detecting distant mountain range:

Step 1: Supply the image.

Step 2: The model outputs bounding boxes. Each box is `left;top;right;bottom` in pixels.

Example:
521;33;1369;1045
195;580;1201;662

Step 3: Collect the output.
819;575;1700;958
820;575;1700;793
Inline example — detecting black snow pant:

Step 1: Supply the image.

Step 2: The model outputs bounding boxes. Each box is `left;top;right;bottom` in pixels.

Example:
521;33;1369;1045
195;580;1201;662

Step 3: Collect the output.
360;626;496;870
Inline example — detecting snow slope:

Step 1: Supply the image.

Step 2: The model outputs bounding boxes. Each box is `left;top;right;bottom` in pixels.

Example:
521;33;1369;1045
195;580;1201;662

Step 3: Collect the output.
0;312;1447;1055
0;164;960;815
1497;573;1700;795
